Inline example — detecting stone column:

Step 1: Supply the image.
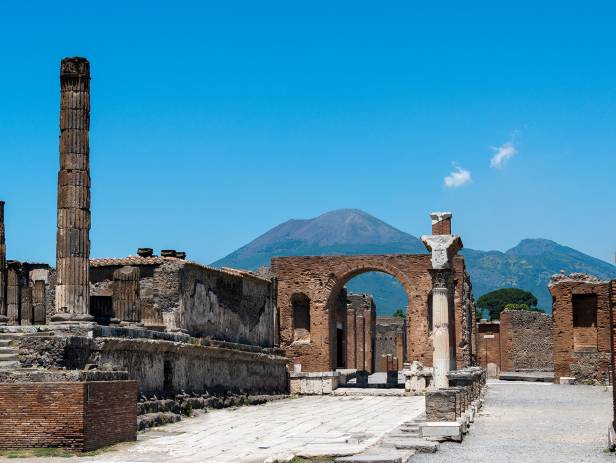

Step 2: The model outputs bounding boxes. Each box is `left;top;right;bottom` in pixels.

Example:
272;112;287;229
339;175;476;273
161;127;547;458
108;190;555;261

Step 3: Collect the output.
112;266;142;324
422;214;463;389
20;287;33;325
346;308;356;369
32;280;47;324
53;57;93;323
0;201;6;324
430;269;452;388
6;266;20;325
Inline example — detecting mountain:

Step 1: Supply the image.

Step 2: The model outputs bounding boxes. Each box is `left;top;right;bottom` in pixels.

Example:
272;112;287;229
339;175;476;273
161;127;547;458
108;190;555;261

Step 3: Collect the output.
212;209;616;314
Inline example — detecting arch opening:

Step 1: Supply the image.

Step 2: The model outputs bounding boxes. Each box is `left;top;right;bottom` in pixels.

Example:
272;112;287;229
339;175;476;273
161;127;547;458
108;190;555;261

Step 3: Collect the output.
327;270;410;378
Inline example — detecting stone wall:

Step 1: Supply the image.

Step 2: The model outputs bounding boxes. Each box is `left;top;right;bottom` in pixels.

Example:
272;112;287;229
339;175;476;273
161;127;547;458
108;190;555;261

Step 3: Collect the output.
273;254;473;372
17;333;288;396
0;381;137;451
550;273;612;384
499;310;553;372
90;258;277;348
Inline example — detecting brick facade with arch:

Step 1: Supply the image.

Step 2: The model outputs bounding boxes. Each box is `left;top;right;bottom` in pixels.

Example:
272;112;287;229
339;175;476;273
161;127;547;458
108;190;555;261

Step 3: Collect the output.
272;254;475;372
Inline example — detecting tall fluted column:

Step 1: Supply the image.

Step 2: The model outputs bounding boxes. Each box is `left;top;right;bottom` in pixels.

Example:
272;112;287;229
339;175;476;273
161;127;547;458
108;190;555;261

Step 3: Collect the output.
0;201;7;324
53;57;93;322
430;270;451;388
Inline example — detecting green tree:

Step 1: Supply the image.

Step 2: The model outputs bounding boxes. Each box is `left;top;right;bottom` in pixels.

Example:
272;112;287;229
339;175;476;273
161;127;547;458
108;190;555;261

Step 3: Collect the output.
476;288;538;320
392;309;405;319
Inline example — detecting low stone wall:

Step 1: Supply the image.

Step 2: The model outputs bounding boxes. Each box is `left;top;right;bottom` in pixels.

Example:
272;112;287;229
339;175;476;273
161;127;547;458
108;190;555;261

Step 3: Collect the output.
17;332;289;396
425;367;486;422
0;380;137;451
500;310;553;372
289;371;339;395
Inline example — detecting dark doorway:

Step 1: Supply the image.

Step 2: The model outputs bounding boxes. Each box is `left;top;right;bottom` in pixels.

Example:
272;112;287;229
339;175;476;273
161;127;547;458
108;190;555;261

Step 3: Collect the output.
336;324;345;368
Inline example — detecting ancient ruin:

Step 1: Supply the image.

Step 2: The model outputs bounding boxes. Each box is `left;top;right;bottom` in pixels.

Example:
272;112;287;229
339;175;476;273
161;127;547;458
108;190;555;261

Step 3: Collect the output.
54;57;92;323
273;212;475;377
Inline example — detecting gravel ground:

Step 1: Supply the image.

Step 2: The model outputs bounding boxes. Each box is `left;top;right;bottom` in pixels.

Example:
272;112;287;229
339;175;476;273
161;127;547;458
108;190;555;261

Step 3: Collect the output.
412;380;614;463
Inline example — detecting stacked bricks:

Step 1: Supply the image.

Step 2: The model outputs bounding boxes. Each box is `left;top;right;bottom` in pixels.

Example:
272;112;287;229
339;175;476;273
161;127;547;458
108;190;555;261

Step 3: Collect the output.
426;367;485;422
0;381;137;451
55;57;91;319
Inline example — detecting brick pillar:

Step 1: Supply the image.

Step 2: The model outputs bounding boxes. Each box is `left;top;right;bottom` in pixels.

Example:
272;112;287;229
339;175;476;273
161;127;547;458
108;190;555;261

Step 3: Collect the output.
112;266;142;323
346;308;356;369
6;266;20;325
53;57;93;323
0;201;6;324
430;212;452;235
364;305;374;373
32;280;47;324
20;287;32;325
356;312;365;372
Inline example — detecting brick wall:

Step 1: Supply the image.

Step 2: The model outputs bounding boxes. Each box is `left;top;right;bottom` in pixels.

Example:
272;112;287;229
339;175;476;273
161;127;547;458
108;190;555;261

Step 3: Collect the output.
499;310;553;372
0;381;137;451
551;277;612;384
476;321;501;377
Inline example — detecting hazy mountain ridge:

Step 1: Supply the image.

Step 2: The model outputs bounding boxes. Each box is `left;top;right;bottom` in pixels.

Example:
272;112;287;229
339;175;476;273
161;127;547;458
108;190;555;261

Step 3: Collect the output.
212;209;616;314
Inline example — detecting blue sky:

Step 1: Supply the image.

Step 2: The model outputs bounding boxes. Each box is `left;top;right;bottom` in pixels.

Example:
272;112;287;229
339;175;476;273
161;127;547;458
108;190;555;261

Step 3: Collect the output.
1;2;615;265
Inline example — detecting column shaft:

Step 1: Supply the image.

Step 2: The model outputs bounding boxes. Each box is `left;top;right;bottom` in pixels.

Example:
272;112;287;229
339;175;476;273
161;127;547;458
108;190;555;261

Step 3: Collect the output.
55;57;92;320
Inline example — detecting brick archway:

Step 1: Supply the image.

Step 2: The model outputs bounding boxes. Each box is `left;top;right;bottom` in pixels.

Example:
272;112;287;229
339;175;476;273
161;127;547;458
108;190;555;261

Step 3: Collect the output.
272;254;471;372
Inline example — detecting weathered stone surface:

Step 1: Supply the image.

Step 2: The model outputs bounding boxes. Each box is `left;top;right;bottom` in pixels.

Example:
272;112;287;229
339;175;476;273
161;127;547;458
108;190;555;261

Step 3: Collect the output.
54;57;92;320
499;310;553;372
0;201;6;320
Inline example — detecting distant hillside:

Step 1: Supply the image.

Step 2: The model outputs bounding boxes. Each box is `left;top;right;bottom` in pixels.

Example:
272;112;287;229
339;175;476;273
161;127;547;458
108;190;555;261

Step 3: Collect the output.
213;209;616;314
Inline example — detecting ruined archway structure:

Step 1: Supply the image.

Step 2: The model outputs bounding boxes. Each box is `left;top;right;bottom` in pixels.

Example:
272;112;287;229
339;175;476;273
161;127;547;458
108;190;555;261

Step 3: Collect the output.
272;213;476;373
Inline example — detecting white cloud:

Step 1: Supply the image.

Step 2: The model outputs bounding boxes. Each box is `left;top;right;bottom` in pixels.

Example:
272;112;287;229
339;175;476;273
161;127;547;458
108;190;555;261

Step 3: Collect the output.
490;139;518;168
444;165;471;188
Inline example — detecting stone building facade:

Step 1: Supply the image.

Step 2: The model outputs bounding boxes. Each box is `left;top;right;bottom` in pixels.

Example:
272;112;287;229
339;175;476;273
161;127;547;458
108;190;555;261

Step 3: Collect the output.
550;273;614;384
375;316;406;372
272;215;476;373
476;320;501;378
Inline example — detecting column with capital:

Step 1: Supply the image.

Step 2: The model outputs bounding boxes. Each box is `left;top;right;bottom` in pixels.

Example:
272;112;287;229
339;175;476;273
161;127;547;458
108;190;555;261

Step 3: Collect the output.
422;214;462;389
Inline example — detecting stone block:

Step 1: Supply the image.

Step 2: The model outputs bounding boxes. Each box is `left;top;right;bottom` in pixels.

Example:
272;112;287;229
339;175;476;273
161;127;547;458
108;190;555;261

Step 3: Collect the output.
421;421;463;442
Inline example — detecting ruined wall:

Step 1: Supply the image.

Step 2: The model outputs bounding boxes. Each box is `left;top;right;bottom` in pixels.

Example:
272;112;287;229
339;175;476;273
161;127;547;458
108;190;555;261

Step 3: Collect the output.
90;258;277;347
273;254;473;372
550;274;612;384
17;334;288;396
375;316;406;372
178;263;275;347
0;381;137;451
499;310;553;372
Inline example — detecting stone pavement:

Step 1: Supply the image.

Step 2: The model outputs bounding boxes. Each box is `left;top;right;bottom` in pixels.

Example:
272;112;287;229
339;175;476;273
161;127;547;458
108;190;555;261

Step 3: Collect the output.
411;380;614;463
2;395;423;463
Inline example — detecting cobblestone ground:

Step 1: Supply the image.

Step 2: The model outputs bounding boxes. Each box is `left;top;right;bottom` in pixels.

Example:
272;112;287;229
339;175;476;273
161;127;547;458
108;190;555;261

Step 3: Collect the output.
412;381;614;463
0;395;423;463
